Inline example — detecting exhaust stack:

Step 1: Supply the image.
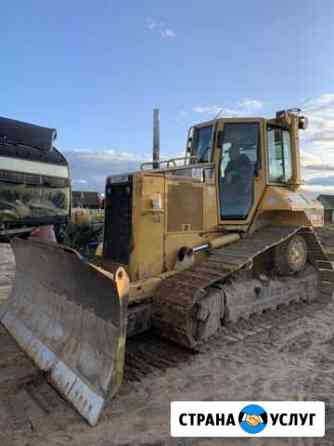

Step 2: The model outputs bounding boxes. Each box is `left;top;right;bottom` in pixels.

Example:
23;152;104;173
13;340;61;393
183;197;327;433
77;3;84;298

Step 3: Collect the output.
153;108;160;169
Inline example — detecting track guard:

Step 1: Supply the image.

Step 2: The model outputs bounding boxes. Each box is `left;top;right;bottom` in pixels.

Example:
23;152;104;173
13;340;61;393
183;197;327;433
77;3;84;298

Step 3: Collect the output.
0;238;129;426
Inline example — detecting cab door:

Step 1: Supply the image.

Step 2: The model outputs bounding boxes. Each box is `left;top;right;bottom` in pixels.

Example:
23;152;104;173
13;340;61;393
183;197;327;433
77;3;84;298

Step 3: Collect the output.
215;118;266;227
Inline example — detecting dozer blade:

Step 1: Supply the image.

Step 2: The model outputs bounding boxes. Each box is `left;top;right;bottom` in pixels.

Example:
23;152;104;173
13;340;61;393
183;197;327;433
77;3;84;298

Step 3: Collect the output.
0;238;129;426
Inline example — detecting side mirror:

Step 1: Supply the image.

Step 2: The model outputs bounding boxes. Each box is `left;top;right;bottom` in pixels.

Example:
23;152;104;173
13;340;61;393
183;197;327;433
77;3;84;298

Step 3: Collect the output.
186;126;194;153
298;116;308;130
186;137;192;153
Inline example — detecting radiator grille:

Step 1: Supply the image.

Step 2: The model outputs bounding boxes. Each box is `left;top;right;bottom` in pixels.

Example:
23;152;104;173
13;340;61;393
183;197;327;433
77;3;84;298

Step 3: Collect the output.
103;177;132;264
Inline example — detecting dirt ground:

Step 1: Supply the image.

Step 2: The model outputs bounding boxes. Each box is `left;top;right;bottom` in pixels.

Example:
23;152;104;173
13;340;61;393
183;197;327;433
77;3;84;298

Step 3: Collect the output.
1;294;334;445
0;228;334;445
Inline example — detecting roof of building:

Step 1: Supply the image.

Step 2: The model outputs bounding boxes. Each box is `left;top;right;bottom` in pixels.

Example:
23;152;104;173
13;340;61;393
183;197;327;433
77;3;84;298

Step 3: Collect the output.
317;194;334;209
72;191;102;208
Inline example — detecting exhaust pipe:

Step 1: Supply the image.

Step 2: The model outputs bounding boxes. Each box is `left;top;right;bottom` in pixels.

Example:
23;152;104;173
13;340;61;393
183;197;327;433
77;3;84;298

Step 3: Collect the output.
153;108;160;169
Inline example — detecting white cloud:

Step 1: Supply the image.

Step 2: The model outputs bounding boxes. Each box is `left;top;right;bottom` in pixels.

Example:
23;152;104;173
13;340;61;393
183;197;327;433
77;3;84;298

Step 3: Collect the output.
72;179;88;184
192;105;222;115
64;149;147;191
301;94;334;153
74;149;148;162
299;93;334;194
192;99;263;117
239;99;263;111
300;150;323;168
146;17;176;39
161;28;176;39
146;18;157;30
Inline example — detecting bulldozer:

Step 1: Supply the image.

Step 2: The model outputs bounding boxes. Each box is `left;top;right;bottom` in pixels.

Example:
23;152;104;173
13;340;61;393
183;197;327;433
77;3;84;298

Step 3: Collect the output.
1;109;332;426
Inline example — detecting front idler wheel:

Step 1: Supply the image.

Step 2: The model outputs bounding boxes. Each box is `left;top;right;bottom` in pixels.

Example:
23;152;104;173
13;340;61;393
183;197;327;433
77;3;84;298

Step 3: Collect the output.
274;234;307;275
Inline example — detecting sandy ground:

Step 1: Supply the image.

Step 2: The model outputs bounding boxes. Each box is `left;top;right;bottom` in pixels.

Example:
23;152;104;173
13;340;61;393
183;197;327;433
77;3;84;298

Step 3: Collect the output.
0;295;333;446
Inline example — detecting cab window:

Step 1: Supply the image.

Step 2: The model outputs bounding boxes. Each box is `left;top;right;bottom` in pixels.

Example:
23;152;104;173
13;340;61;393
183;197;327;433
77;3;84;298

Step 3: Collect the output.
267;125;292;183
192;126;213;162
219;122;259;220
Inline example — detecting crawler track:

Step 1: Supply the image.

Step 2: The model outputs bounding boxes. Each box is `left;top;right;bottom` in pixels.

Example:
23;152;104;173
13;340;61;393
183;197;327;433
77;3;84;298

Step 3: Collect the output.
153;225;334;348
124;273;331;383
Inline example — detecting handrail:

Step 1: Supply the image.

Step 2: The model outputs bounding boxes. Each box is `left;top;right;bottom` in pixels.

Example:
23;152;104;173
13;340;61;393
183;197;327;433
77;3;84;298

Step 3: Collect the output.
141;156;201;171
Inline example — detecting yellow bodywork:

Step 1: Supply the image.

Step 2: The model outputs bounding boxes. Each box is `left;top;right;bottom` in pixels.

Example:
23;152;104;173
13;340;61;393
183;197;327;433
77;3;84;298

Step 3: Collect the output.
128;169;218;281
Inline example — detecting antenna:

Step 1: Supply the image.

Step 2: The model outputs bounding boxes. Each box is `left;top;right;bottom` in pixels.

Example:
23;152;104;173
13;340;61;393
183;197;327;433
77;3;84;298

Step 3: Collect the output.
153;108;160;169
213;108;224;120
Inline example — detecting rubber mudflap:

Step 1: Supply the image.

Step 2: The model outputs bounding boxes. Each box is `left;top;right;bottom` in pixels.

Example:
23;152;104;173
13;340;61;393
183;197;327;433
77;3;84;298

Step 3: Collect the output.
0;238;128;426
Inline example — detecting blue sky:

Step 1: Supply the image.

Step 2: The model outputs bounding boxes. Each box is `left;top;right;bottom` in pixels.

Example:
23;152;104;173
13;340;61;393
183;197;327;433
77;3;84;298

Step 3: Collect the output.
1;0;334;193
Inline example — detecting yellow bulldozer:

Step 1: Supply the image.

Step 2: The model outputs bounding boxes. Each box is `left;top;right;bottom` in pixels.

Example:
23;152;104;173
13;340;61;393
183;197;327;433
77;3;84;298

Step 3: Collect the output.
1;109;332;426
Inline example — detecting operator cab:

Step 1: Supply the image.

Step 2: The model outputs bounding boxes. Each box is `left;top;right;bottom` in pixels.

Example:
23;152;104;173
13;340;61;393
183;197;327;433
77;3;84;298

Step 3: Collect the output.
188;110;308;225
189;120;259;221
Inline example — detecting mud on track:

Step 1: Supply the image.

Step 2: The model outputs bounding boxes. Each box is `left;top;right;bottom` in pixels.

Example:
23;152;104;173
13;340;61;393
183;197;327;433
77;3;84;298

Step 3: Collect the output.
0;291;334;446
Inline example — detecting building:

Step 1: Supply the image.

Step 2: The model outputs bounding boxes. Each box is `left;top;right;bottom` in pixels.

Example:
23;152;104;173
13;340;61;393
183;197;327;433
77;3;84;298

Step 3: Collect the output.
72;191;102;209
317;195;334;224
